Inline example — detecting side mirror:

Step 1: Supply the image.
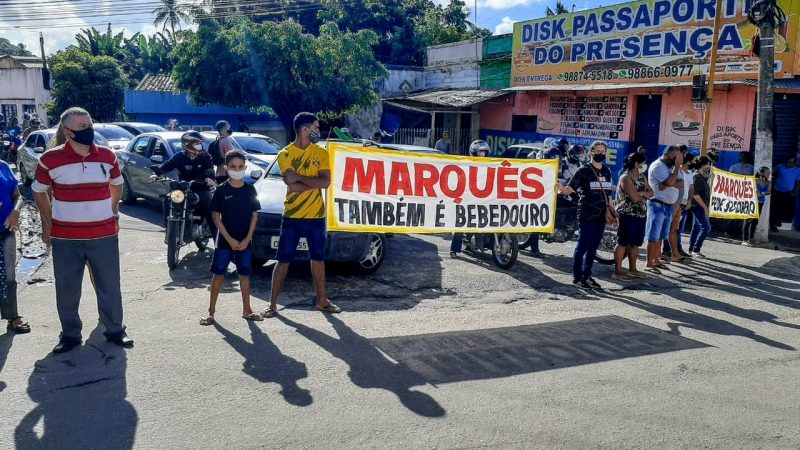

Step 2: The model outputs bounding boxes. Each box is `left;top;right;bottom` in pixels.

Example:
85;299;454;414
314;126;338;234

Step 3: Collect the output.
150;155;163;164
33;146;45;153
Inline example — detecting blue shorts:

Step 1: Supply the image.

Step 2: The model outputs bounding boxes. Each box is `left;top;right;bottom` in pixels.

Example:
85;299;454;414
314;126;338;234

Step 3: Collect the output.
275;217;326;263
645;201;674;242
210;248;253;276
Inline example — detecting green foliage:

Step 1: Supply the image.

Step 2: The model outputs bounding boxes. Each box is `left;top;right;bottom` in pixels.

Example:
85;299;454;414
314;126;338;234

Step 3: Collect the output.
46;48;127;122
172;20;387;130
545;1;570;16
153;0;195;35
0;38;33;56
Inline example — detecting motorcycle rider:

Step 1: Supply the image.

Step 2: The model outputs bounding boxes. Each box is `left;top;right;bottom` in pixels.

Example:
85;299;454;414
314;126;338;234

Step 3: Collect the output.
150;131;217;239
450;140;490;257
562;145;586;184
22;116;44;141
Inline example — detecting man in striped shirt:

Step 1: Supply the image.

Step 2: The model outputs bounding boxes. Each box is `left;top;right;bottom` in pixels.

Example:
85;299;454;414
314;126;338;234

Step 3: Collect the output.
32;107;133;354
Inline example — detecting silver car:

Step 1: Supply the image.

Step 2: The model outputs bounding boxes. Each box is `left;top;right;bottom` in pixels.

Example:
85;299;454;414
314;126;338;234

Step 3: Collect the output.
111;122;166;136
94;124;136;151
116;131;263;204
16;129;109;186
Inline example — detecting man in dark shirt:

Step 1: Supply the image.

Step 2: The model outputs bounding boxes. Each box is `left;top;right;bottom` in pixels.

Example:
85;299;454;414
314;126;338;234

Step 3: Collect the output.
558;141;616;289
200;151;262;325
150;131;216;235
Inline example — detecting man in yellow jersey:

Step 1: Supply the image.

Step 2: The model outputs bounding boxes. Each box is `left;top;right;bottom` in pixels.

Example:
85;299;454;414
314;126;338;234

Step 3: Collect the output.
261;112;341;318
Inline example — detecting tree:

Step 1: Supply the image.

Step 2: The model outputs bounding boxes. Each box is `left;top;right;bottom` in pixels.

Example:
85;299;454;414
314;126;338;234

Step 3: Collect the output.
153;0;194;36
47;48;127;122
0;38;33;56
172;20;387;132
545;1;570;16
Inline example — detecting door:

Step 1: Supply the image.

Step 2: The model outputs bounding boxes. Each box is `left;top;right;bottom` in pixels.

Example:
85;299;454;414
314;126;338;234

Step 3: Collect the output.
144;138;172;200
21;133;44;178
123;135;153;195
633;95;663;163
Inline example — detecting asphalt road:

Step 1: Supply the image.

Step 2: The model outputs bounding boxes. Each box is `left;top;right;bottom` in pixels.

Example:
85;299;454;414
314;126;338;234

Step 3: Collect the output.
1;200;799;449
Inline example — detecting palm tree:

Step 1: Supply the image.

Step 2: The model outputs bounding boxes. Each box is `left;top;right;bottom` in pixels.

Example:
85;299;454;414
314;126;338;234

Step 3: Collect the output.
153;0;194;36
545;1;570;16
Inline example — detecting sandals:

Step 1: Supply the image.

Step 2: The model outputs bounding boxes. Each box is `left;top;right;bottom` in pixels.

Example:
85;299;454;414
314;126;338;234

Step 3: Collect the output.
627;271;646;279
644;266;662;274
260;307;278;319
316;302;342;314
7;318;31;334
199;316;215;326
611;273;631;282
242;312;263;322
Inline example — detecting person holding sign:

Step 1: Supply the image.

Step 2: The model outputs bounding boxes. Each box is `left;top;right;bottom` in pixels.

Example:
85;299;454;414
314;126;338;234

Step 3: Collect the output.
558;141;615;290
688;157;713;258
262;112;341;318
644;145;683;272
742;167;771;246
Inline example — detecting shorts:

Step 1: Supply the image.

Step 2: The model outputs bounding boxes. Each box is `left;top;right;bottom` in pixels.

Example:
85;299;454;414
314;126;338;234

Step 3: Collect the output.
645;200;674;242
275;217;326;263
210;248;253;276
617;214;646;247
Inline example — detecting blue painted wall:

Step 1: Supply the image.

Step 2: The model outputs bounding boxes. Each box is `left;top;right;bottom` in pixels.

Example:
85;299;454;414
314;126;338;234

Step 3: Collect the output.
124;90;275;128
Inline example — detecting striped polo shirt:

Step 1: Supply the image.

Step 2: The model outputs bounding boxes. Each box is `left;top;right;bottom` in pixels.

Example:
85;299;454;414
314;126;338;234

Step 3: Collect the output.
32;142;124;240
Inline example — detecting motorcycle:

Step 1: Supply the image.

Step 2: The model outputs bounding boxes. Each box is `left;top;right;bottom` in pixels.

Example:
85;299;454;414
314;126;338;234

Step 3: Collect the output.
461;233;519;269
152;177;213;269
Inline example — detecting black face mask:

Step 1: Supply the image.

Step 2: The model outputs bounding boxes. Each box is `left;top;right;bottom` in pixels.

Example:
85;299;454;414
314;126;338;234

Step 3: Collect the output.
67;127;95;146
592;153;606;163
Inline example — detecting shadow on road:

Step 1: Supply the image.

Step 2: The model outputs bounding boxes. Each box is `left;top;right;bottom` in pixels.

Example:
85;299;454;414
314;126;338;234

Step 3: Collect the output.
119;201;164;229
14;327;137;449
214;320;312;407
0;332;14;393
277;314;446;418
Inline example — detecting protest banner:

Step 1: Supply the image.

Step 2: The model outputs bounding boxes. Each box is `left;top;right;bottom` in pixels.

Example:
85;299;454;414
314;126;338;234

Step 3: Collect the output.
708;168;759;219
325;143;559;234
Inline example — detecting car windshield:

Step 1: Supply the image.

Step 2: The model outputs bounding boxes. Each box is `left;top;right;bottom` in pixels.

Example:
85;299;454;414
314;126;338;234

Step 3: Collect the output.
94;134;109;146
235;136;280;155
140;125;166;133
96;127;134;141
267;160;283;178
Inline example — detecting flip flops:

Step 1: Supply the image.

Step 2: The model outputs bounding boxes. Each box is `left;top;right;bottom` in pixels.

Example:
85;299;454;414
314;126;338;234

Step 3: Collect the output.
316;302;342;314
260;307;278;319
199;316;215;326
242;312;264;322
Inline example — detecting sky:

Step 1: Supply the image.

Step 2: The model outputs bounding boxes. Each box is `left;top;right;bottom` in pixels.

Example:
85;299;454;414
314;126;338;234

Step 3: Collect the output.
0;0;606;57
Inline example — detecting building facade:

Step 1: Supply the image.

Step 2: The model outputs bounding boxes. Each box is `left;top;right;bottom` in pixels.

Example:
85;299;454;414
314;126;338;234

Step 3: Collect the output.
0;55;52;127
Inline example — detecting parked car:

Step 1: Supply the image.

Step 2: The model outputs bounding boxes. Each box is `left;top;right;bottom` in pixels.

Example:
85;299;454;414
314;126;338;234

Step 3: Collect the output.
111;122;166;136
202;131;282;170
17;128;109;186
116;132;263;204
251;140;443;273
94;123;135;151
499;143;544;159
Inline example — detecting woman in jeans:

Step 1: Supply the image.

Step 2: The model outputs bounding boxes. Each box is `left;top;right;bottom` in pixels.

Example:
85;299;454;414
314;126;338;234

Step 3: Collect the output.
0;159;29;333
688;157;712;257
613;153;653;280
742;167;771;246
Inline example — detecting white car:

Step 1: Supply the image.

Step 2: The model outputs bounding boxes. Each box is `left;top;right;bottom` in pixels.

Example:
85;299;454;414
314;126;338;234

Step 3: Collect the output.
94;123;135;151
203;131;282;170
16;128;109;186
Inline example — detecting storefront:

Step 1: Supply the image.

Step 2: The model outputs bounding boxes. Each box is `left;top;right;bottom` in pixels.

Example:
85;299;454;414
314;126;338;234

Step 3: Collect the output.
479;0;800;176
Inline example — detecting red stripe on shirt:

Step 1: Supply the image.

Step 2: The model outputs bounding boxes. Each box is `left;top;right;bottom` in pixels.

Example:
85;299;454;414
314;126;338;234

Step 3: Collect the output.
51;182;112;202
51;218;118;240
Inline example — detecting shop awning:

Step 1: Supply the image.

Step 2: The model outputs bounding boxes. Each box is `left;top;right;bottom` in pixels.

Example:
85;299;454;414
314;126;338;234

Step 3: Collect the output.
504;79;759;91
384;89;510;112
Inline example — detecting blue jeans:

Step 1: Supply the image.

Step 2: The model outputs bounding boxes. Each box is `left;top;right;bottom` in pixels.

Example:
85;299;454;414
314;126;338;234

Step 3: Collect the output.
644;201;674;242
689;205;711;252
573;219;605;281
210;248;253;276
450;233;463;253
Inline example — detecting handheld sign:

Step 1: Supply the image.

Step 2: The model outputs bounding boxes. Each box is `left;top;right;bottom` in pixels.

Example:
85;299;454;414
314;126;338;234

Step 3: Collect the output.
325;143;558;234
708;168;759;219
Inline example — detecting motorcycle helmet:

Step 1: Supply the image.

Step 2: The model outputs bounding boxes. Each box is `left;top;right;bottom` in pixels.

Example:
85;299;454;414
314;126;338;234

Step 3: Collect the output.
567;145;585;163
468;140;490;157
181;131;205;157
557;138;570;155
31;118;42;127
542;137;558;148
706;147;720;164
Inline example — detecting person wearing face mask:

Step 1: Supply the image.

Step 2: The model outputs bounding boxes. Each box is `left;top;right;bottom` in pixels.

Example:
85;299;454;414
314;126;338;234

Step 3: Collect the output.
562;145;586;183
200;151;263;325
150;131;217;239
643;145;683;272
664;152;696;261
262;112;340;318
558;141;616;290
742;166;771;246
688;157;713;257
612;152;654;280
32;107;133;353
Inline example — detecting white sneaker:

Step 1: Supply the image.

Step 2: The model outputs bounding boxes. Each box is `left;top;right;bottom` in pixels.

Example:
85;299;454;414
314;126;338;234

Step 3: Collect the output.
741;241;753;247
691;251;706;258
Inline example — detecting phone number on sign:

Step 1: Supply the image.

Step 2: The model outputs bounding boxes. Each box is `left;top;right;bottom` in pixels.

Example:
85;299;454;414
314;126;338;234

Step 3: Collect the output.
561;70;615;82
618;65;694;80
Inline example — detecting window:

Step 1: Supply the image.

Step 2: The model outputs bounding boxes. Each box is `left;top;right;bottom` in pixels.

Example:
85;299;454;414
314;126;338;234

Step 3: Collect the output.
511;115;538;133
22;104;37;117
150;140;169;158
25;133;39;147
1;104;18;123
132;136;151;156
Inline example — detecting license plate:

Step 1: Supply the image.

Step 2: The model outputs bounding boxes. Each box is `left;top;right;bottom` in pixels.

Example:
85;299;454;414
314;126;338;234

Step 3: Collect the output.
270;236;308;251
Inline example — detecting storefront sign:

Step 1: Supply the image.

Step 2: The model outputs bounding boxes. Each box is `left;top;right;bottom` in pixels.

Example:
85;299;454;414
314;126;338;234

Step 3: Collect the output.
708;168;759;219
326;143;558;233
511;0;800;87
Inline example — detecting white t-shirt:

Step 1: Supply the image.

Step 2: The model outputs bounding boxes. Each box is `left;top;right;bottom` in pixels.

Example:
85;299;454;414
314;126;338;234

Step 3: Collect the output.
682;169;695;204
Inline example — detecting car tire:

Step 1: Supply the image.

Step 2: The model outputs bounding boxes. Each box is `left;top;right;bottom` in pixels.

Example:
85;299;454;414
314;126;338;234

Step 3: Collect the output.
351;233;386;274
121;175;136;204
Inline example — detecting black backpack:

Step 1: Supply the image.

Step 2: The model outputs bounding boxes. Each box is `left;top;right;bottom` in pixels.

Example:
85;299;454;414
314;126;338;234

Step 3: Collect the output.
209;137;224;166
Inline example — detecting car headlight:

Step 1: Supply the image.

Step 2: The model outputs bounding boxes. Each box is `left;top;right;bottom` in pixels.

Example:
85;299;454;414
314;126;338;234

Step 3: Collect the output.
250;169;263;179
170;190;185;203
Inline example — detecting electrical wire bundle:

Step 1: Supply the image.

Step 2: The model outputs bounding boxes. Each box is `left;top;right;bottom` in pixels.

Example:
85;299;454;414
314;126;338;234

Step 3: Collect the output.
748;0;787;27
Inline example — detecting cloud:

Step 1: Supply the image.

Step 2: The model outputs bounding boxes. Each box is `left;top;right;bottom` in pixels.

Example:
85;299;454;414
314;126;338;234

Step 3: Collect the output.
494;17;516;35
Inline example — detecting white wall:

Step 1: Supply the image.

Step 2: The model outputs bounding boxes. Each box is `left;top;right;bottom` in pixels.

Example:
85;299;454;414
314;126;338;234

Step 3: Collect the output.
0;68;52;126
425;64;480;90
427;39;483;66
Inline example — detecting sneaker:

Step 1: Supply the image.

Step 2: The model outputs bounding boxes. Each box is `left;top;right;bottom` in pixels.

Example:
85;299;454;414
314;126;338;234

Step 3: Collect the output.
741;241;753;247
679;250;692;258
585;277;602;289
690;251;706;258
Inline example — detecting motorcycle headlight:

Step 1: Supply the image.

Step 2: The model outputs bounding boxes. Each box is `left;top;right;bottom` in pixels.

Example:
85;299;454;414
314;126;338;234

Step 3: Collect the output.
170;190;185;204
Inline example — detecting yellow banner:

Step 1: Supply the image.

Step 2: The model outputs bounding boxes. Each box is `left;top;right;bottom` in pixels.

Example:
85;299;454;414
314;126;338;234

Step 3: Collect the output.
512;0;800;87
325;143;559;234
708;168;759;219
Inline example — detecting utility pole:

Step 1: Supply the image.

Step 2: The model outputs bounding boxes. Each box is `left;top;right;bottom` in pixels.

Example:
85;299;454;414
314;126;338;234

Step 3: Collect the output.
751;1;783;243
700;0;725;156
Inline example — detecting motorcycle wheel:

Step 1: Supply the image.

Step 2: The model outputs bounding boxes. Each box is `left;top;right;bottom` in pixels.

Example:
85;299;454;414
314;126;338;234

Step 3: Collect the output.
516;233;533;249
594;228;617;265
491;233;519;270
167;221;181;269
